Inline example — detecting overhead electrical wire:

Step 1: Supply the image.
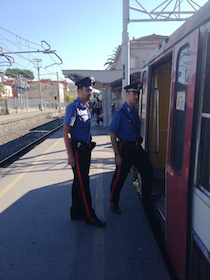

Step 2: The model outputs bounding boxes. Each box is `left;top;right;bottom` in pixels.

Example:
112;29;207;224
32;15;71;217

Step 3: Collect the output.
0;26;42;49
0;25;63;80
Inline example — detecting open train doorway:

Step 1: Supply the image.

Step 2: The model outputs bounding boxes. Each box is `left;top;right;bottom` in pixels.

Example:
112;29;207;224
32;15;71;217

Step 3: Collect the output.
146;53;172;220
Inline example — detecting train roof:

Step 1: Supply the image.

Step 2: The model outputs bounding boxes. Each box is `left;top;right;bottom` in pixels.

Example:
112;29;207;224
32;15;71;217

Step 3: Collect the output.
143;0;210;66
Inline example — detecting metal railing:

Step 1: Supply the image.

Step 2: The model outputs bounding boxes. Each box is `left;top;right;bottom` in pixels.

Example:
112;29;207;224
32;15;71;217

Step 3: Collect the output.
0;97;65;114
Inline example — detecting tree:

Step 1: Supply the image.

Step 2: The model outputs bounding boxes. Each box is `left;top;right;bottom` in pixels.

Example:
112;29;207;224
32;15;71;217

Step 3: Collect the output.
65;91;75;103
6;68;34;80
104;47;118;70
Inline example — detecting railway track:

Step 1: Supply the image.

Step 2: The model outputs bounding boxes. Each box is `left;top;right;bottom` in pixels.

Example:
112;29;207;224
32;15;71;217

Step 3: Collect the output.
0;117;64;167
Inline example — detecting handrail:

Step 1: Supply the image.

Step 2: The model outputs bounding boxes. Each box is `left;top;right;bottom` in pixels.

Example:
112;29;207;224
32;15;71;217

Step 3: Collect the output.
151;87;159;154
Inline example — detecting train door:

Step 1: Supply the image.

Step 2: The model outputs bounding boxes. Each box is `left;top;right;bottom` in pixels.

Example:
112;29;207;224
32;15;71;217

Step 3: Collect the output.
147;54;172;220
166;29;199;279
139;67;149;148
130;67;149;186
149;59;171;180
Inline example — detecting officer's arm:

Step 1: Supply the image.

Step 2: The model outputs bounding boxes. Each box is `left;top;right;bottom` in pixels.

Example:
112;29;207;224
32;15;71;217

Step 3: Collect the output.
110;132;122;166
63;124;75;167
110;132;119;155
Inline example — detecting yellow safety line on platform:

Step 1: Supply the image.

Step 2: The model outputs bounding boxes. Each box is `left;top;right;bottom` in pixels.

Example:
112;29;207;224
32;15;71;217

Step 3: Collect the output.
0;138;62;199
92;160;105;280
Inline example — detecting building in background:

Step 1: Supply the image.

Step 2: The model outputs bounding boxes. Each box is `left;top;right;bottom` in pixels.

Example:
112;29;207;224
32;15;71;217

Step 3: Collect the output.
113;34;168;70
0;70;71;113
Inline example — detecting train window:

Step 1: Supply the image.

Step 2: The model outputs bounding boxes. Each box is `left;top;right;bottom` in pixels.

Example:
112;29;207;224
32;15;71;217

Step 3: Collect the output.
139;71;147;137
197;33;210;193
202;34;210;114
171;44;191;174
198;118;210;192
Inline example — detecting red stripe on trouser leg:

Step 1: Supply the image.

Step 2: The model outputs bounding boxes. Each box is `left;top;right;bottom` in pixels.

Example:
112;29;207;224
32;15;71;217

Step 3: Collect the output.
110;142;123;206
75;151;93;223
110;165;121;205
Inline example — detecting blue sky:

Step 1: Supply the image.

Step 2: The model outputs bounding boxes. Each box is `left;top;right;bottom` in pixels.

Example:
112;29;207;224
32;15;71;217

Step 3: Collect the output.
0;0;208;81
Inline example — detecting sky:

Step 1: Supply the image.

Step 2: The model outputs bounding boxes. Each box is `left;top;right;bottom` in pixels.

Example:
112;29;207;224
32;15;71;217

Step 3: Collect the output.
0;0;208;81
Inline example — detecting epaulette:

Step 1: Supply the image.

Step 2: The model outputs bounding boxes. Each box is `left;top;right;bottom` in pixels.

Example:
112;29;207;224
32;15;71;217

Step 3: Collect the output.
116;105;124;112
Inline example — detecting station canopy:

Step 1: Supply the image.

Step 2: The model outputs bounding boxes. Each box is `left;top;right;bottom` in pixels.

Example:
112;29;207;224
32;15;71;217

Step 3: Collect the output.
62;69;141;93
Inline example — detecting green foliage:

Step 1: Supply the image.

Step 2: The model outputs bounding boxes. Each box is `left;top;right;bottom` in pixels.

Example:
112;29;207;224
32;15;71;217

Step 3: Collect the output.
0;82;5;96
133;179;142;198
104;47;118;70
6;68;34;80
65;91;75;103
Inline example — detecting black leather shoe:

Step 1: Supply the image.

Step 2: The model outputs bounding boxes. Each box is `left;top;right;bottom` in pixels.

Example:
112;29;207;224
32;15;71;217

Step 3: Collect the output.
150;193;162;200
111;204;122;214
86;217;106;228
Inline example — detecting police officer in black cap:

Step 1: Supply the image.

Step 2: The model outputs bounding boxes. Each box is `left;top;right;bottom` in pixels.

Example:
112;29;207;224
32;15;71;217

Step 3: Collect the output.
63;77;106;227
109;82;161;214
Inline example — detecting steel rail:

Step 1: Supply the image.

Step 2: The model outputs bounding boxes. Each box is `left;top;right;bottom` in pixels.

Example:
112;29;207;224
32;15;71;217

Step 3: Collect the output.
0;123;63;167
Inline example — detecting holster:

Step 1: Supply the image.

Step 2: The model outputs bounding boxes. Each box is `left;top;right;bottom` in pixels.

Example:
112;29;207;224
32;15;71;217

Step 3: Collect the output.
90;141;96;151
71;140;96;151
137;136;143;145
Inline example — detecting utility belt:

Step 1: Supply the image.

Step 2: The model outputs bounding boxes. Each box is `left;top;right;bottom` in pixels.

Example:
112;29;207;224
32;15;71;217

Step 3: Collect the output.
71;140;96;151
119;136;143;147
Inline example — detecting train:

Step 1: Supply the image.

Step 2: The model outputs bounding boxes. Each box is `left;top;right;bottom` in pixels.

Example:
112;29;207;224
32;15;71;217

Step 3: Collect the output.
133;1;210;279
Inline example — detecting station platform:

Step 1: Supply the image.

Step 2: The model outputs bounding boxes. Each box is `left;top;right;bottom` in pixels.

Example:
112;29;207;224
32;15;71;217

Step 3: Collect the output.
0;116;171;280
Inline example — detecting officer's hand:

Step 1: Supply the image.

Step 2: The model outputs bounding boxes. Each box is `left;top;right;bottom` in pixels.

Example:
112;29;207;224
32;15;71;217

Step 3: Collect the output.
68;154;75;167
115;154;122;166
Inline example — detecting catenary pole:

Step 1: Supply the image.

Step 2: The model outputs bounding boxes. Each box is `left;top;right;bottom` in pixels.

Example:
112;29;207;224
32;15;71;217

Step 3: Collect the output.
56;72;61;113
33;58;43;111
122;0;130;102
122;0;201;104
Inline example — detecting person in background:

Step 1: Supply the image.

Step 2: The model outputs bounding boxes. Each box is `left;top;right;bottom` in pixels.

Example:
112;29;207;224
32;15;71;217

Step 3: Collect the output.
63;76;106;228
109;82;161;214
95;97;102;125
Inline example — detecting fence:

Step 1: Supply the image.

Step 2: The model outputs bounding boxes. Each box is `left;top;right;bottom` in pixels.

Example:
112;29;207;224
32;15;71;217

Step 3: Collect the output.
0;97;65;114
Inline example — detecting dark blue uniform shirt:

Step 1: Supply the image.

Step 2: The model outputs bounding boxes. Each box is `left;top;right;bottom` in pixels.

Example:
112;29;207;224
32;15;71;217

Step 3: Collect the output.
109;102;140;141
64;97;91;143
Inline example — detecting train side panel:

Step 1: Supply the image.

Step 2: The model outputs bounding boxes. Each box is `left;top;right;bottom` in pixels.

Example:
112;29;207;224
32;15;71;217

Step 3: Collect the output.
166;28;199;279
138;3;210;279
190;20;210;280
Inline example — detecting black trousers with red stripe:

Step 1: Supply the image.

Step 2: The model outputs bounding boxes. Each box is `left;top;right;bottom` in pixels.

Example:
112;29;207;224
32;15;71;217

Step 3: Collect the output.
71;147;96;222
110;142;153;207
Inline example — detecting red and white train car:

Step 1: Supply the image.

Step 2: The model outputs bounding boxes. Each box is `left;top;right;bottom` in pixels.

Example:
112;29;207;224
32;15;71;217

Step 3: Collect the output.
138;1;210;279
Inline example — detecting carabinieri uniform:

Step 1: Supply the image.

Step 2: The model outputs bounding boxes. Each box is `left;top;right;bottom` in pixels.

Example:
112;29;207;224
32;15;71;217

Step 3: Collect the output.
109;102;153;208
64;97;96;223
